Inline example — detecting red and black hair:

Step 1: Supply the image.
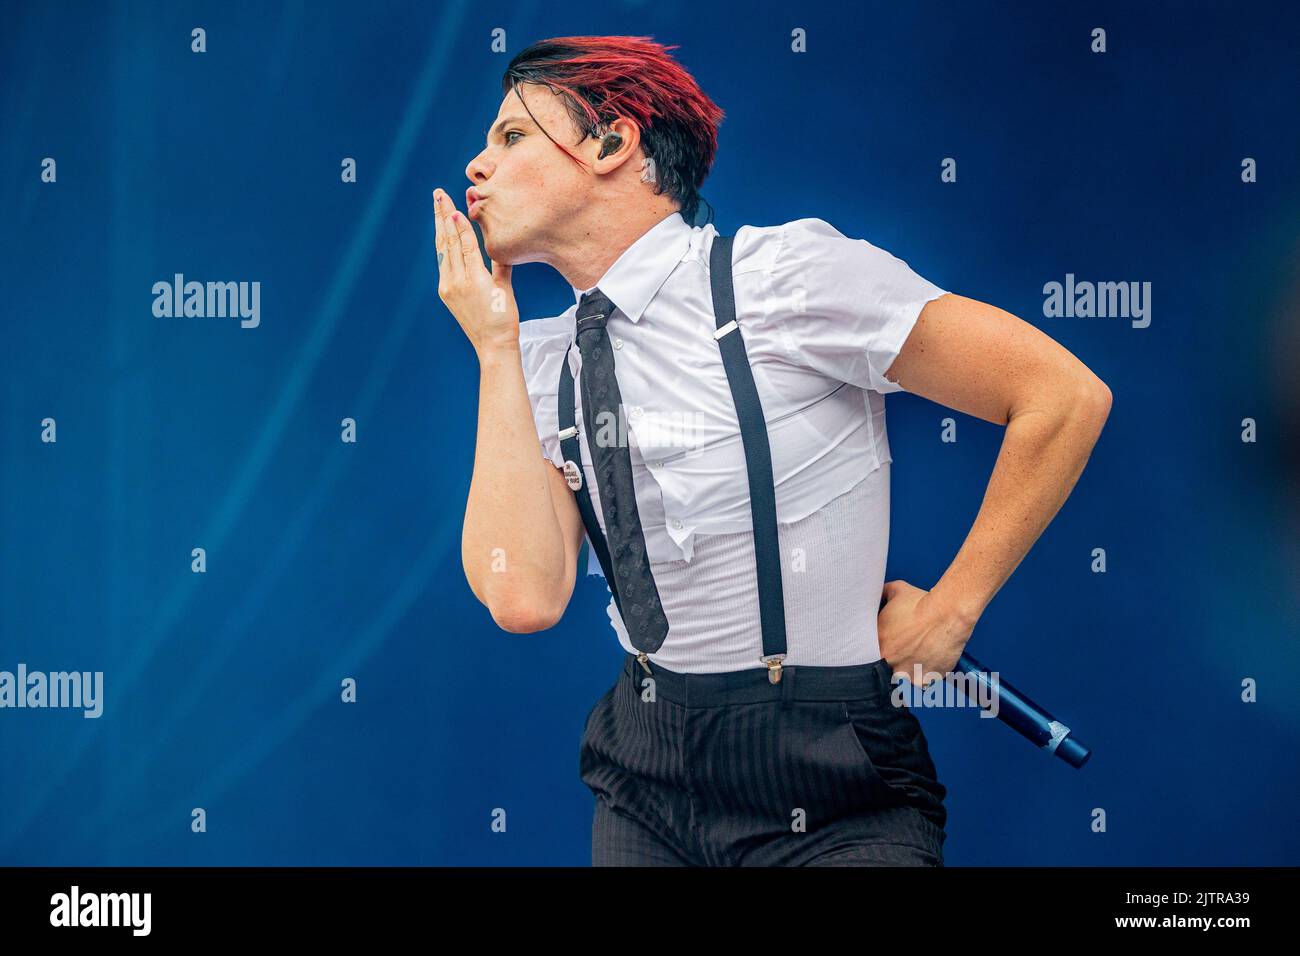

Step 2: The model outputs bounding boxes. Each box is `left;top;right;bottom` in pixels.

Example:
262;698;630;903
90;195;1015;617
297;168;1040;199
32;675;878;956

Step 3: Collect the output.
502;35;724;225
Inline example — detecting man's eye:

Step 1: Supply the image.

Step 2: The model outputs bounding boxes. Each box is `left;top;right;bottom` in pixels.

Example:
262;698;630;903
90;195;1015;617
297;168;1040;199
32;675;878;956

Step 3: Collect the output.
504;130;523;145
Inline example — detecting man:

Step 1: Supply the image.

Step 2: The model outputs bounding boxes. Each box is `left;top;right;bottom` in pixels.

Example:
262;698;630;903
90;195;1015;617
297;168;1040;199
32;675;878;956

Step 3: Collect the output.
435;36;1110;866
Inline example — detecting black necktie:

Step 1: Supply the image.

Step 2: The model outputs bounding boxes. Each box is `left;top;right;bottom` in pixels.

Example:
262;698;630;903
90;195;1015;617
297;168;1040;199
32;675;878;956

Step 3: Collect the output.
575;288;669;653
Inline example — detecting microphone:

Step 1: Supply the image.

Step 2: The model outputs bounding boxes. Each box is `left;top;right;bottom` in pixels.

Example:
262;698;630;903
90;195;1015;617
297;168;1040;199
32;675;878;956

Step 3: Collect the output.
950;650;1092;768
879;596;1091;768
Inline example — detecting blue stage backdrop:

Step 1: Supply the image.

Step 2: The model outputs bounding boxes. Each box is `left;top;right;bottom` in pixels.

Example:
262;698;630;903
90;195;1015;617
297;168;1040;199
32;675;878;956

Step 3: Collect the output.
1;0;1297;866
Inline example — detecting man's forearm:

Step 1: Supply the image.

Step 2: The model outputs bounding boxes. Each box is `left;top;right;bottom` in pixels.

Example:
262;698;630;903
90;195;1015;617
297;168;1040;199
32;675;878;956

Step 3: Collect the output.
461;345;567;624
928;378;1112;627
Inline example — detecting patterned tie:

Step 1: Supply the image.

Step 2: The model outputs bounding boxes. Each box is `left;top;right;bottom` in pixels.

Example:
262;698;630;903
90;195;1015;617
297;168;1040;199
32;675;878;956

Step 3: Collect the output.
575;288;669;653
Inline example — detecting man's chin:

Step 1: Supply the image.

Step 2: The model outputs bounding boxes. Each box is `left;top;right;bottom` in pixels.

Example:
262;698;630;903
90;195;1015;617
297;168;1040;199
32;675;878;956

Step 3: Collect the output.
482;237;533;268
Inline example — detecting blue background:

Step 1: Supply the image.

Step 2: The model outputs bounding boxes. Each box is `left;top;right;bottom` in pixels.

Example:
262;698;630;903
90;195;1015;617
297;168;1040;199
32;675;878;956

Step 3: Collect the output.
1;0;1298;865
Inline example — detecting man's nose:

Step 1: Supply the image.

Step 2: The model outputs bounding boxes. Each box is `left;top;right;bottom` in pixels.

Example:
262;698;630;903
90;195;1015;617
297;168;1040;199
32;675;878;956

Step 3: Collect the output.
465;150;491;185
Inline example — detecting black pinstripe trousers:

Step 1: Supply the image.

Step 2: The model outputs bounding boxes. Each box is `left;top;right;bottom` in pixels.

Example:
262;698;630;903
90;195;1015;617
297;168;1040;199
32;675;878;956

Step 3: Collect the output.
580;653;948;866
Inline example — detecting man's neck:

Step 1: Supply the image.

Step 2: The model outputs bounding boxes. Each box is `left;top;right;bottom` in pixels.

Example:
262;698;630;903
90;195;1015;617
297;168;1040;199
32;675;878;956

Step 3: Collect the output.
546;200;680;291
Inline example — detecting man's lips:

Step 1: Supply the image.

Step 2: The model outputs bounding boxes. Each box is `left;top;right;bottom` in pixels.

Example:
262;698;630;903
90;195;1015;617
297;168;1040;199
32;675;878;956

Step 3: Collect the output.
466;188;487;218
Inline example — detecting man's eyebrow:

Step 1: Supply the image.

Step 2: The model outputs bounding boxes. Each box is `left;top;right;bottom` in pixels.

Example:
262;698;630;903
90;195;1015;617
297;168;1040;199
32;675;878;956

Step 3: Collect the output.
485;116;536;145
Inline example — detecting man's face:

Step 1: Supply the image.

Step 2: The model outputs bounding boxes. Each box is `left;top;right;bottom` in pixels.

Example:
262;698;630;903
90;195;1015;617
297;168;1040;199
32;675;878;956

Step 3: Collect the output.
464;83;592;265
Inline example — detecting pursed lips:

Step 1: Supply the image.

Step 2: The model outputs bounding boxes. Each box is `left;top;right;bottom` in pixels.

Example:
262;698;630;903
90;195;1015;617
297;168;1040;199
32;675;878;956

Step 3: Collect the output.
466;189;487;218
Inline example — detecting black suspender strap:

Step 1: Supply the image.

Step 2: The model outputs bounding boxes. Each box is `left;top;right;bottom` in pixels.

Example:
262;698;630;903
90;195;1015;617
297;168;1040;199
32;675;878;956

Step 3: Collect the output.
708;235;788;682
557;347;627;630
555;233;789;683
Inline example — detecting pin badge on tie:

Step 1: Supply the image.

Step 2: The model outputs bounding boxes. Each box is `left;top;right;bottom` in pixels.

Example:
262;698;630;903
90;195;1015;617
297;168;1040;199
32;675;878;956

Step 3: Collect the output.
563;459;583;491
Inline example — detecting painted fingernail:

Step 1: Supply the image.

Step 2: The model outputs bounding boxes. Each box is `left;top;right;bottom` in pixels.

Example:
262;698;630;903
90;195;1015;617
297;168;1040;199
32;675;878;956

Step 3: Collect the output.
452;212;460;221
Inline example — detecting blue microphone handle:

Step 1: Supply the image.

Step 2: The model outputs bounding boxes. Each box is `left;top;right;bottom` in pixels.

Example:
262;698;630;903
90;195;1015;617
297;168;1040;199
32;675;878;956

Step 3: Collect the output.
952;650;1091;768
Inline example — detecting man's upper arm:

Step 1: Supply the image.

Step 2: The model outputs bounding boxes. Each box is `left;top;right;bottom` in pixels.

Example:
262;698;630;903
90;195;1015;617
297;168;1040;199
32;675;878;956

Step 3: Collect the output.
883;292;1112;424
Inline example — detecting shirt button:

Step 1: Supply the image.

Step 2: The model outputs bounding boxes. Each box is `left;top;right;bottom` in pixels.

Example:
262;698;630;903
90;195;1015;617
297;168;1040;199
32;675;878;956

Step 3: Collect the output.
652;460;662;468
630;405;643;419
673;519;683;530
613;338;623;350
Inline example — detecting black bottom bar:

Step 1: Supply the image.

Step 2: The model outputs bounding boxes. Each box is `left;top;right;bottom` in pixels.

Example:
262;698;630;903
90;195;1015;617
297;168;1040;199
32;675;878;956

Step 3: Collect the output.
0;866;1290;940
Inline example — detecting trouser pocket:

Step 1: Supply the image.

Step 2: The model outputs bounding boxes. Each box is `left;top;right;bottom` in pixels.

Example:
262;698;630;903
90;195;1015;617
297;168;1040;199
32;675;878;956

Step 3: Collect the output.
841;696;948;832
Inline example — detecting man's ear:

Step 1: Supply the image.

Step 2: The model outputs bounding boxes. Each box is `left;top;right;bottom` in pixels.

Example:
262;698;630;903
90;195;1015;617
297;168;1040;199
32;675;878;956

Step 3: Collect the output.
591;117;640;172
598;133;623;159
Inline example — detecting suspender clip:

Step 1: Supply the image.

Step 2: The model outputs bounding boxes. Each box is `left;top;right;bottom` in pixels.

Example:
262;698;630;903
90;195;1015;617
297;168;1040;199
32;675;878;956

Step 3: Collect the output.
636;652;653;676
761;655;786;684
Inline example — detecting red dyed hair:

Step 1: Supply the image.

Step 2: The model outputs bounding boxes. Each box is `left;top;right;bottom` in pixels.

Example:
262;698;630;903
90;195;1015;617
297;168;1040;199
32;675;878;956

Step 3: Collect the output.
503;36;724;224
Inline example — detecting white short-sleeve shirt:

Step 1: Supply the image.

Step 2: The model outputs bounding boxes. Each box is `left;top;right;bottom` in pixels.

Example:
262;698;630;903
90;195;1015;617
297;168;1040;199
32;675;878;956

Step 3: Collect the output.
518;211;947;673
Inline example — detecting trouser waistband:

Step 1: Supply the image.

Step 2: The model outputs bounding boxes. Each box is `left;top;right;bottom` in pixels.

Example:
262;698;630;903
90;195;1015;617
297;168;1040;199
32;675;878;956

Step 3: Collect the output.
621;652;894;707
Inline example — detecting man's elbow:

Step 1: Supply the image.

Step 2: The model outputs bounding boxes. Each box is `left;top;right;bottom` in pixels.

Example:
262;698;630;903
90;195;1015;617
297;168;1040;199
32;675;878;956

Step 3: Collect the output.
1071;373;1112;433
1084;375;1112;418
488;594;565;634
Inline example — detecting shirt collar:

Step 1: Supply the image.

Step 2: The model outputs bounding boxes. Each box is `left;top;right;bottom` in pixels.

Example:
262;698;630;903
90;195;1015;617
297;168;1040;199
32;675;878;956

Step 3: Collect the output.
569;211;692;324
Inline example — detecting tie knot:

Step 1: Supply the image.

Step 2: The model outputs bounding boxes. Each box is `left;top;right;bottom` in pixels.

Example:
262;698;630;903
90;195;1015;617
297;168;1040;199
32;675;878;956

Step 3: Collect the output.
576;288;614;334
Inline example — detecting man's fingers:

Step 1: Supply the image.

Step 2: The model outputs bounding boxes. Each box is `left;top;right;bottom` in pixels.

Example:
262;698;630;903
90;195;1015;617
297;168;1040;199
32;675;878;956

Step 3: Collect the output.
433;189;452;282
432;190;444;273
433;189;463;283
437;189;473;274
449;208;485;274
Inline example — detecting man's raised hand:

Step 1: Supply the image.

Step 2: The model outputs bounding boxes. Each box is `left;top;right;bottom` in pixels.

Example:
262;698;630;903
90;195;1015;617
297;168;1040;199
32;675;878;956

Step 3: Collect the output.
433;187;518;357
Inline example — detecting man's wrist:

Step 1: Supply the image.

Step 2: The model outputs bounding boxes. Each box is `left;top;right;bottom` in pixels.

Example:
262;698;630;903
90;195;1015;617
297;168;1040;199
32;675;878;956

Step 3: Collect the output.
928;579;987;630
476;341;521;366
